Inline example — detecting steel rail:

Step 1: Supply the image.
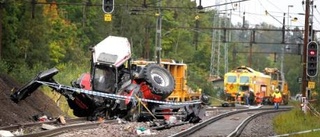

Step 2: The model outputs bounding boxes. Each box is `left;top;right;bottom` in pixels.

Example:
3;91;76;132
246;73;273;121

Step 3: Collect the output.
0;117;117;137
228;109;291;137
16;119;118;137
0;107;228;136
0;117;87;131
169;107;292;137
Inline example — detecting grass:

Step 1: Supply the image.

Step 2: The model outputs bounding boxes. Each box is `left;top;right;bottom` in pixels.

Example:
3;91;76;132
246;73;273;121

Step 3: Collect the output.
40;62;90;117
209;97;224;107
42;87;76;117
273;100;320;137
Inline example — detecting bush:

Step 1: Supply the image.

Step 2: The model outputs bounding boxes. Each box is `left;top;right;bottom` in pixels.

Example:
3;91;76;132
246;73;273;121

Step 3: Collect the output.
0;60;9;74
273;101;320;136
42;62;90;117
5;61;90;117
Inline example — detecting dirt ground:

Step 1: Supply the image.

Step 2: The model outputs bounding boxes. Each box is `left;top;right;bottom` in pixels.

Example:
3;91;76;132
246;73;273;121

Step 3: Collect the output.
0;74;64;126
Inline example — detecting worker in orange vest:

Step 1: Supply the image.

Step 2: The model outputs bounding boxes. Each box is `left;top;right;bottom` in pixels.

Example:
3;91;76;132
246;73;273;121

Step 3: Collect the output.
272;88;282;109
255;92;263;105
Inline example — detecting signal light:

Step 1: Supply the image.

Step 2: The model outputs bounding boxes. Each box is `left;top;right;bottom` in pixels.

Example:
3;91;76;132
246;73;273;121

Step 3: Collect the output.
102;0;114;13
306;41;319;77
309;50;316;55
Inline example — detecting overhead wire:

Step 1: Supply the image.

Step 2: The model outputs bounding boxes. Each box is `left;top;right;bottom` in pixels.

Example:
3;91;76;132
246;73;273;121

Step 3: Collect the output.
233;10;283;18
254;0;307;28
314;6;320;29
249;0;270;24
203;0;250;9
265;0;285;13
230;6;298;29
231;12;273;27
226;1;304;60
258;11;304;28
251;0;284;26
230;0;237;9
257;0;267;9
33;0;319;31
232;0;269;27
256;0;313;30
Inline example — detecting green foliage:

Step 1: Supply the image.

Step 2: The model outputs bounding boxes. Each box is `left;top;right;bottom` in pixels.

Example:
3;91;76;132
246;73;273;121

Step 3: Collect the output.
274;106;320;137
1;0;317;117
2;1;26;66
285;54;302;95
0;60;9;74
54;62;90;85
9;63;48;83
43;62;89;117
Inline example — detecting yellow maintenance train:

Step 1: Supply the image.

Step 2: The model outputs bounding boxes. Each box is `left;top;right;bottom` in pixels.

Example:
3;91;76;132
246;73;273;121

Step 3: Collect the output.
263;67;290;105
223;66;290;106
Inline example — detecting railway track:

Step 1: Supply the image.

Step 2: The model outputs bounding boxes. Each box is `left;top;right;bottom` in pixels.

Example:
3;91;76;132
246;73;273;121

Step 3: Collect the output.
0;106;238;136
0;117;118;137
169;106;292;137
0;106;292;137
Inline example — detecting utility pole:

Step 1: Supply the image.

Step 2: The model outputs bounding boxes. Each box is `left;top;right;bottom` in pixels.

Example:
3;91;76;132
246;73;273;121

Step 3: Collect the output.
209;11;216;79
282;5;292;93
309;1;314;41
302;0;310;97
223;1;229;74
155;0;162;64
248;30;254;67
287;5;293;29
280;13;285;92
217;14;221;75
224;10;231;74
242;12;245;28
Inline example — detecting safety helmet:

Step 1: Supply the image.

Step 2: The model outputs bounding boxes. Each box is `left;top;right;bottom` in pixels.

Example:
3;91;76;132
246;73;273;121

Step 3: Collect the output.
275;88;280;92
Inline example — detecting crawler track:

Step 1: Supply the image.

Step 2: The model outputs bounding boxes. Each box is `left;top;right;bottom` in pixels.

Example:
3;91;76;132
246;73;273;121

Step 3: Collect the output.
169;106;292;137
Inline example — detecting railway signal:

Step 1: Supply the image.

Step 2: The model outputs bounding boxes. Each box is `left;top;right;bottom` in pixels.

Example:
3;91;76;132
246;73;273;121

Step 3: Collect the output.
104;13;112;22
102;0;114;13
306;41;318;77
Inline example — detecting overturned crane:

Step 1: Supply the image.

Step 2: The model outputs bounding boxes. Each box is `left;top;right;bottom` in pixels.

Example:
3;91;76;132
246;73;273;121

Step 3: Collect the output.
11;36;207;124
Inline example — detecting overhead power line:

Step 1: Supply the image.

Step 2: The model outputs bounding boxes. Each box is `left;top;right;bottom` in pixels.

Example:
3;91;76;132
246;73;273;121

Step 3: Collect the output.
265;10;284;25
265;0;284;13
314;7;320;29
233;10;283;17
257;0;266;10
203;0;249;9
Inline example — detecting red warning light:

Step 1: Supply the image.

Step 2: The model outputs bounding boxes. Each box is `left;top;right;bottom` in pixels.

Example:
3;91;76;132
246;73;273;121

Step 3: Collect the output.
309;50;316;55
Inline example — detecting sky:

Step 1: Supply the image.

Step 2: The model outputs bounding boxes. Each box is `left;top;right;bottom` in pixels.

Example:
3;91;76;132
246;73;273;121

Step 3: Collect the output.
197;0;320;31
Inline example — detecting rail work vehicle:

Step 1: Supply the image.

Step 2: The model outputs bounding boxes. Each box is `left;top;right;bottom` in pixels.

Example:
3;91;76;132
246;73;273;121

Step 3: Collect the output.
223;66;290;106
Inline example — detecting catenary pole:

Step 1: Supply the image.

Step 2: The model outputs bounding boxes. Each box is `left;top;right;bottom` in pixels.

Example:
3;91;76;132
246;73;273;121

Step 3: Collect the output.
302;0;310;97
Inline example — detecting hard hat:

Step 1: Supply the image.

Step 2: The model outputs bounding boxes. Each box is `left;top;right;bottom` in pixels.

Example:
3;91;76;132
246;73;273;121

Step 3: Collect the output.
249;88;253;92
275;88;279;92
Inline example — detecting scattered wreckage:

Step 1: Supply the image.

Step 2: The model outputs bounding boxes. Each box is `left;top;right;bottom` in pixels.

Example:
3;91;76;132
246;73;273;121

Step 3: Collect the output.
11;36;208;127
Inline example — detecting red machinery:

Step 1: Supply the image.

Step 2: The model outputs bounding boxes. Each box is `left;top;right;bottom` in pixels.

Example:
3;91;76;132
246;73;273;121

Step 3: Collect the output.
11;36;206;124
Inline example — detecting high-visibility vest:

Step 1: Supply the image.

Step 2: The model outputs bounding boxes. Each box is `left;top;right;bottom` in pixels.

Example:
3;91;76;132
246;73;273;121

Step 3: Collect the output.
272;92;282;103
255;93;262;103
